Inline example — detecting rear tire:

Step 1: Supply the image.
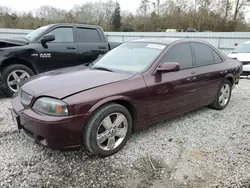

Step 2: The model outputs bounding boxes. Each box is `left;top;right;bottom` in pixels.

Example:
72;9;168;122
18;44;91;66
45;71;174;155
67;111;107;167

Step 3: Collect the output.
83;103;132;157
1;64;34;97
209;79;232;110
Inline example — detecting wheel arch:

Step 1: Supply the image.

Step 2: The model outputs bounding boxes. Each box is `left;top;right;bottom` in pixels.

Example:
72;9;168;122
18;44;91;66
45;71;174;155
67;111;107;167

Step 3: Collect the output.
0;58;38;74
86;96;137;132
224;73;234;86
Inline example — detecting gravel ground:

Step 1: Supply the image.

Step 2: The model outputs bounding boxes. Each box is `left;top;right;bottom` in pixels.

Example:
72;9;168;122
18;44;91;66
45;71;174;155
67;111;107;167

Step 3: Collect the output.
0;79;250;188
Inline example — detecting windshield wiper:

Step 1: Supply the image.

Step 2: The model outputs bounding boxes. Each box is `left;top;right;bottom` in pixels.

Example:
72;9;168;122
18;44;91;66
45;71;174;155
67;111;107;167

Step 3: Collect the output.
92;66;113;72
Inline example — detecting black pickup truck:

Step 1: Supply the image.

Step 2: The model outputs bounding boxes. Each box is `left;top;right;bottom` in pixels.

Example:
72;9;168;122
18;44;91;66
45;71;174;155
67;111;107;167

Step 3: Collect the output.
0;23;121;97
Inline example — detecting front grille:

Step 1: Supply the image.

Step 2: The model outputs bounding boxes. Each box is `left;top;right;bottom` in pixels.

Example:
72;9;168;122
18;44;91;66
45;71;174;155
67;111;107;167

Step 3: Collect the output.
241;71;250;76
241;61;250;65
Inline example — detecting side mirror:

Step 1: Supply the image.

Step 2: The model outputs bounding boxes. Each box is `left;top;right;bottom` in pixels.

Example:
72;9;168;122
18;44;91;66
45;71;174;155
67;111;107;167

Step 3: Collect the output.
156;62;180;73
41;34;55;44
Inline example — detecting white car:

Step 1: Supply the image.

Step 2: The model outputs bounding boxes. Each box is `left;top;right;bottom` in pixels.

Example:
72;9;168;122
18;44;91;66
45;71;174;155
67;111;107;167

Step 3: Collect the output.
228;41;250;76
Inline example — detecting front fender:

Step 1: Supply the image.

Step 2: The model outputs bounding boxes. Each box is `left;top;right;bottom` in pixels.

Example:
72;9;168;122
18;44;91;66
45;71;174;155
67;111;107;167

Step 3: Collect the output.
88;95;136;114
0;51;8;67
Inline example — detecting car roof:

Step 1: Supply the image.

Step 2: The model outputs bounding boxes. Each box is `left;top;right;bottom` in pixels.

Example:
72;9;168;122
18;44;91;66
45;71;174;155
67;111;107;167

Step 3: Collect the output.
130;38;180;45
129;38;226;58
46;23;101;29
129;38;210;45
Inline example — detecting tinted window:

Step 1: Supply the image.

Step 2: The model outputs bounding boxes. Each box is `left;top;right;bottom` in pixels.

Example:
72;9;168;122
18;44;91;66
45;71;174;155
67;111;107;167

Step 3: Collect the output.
192;42;214;66
162;43;193;69
25;25;51;41
213;50;223;63
47;27;74;43
77;28;101;43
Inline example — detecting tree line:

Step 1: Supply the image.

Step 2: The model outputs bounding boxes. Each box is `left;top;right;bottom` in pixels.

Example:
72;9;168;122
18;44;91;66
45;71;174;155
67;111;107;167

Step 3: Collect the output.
0;0;250;32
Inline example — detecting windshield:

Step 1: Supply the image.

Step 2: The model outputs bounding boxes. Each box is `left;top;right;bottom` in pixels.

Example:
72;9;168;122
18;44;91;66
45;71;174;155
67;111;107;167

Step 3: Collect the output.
25;25;51;41
233;43;250;53
92;42;166;73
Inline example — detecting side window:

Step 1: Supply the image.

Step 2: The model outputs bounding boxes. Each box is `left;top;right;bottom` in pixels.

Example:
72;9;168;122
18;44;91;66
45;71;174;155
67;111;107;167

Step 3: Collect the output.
77;28;101;43
162;43;193;69
191;42;214;66
46;27;74;43
213;50;223;63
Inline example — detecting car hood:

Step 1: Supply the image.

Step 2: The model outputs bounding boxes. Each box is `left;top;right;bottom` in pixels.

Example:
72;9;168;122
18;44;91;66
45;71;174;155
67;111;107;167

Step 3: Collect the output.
228;52;250;62
21;65;134;99
0;36;29;47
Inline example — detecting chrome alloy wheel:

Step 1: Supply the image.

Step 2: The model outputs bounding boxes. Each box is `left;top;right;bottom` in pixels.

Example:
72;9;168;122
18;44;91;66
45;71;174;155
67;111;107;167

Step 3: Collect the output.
96;113;128;151
7;70;30;92
219;83;230;106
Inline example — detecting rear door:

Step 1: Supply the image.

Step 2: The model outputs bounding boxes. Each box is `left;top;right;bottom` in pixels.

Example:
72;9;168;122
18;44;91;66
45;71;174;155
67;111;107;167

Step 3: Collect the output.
190;42;226;108
37;26;79;72
76;27;110;64
144;42;198;126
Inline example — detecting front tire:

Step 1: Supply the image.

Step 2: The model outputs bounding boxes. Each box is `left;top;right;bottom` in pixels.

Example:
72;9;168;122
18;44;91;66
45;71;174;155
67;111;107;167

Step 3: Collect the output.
83;103;132;157
1;64;34;97
209;79;232;110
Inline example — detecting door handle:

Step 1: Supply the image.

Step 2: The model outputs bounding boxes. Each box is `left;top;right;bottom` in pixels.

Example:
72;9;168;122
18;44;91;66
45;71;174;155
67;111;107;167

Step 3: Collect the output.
187;77;196;82
67;46;76;49
220;70;227;74
191;71;196;75
98;46;106;50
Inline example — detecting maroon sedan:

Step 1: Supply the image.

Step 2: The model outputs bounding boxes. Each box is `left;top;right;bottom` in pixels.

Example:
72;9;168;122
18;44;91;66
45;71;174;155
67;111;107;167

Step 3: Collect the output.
11;38;242;157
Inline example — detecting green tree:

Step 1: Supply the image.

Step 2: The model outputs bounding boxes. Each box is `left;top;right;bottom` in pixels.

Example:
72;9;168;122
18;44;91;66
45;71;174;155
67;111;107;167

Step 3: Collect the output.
111;2;121;31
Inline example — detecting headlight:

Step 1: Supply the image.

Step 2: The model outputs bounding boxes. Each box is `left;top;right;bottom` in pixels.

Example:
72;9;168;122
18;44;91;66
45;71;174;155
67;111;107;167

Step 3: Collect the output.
32;97;69;116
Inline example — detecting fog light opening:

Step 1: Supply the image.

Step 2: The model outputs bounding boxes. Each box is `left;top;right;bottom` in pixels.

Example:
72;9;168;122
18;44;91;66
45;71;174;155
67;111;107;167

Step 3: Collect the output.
37;136;48;146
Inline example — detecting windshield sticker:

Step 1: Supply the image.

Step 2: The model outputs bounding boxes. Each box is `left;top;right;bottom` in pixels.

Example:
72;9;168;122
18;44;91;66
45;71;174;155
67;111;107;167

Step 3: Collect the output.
146;44;165;50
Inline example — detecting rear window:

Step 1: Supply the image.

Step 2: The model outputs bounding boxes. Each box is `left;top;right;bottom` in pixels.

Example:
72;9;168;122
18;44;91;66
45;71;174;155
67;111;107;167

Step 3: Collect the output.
77;28;101;43
191;42;214;66
213;50;223;63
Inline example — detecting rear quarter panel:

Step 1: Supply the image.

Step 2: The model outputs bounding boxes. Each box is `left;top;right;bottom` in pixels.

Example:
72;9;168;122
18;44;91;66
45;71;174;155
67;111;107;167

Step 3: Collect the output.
225;58;243;77
195;58;241;108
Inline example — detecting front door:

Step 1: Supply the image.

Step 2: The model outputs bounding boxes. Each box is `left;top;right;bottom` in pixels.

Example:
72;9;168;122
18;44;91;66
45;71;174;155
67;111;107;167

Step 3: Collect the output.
144;42;198;126
37;26;79;73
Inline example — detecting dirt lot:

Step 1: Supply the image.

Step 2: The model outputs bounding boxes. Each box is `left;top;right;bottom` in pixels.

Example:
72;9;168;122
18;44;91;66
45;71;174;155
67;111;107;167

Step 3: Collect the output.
0;79;250;188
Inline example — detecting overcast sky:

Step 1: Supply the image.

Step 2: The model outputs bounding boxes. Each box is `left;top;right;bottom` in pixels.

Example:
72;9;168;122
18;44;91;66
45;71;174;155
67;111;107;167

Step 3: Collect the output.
1;0;250;22
1;0;141;13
